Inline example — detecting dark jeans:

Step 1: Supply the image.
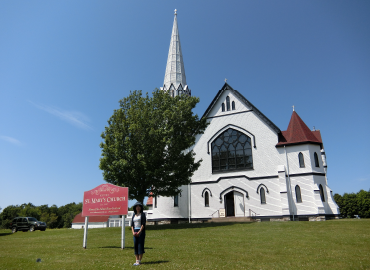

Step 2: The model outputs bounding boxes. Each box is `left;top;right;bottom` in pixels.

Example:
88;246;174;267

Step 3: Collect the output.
133;228;145;255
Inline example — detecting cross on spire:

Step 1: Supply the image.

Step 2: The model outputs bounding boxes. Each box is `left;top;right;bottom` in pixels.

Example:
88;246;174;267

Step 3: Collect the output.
292;105;295;111
174;9;177;15
224;78;228;83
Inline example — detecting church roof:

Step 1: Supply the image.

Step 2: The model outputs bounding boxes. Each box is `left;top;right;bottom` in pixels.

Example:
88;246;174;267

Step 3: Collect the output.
163;10;187;90
276;111;322;147
202;82;281;133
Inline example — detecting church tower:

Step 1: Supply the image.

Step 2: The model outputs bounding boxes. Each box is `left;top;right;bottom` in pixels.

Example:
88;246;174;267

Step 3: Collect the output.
160;10;191;97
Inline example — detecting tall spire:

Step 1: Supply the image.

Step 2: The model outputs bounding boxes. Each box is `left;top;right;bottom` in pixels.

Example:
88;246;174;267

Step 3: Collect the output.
162;9;190;96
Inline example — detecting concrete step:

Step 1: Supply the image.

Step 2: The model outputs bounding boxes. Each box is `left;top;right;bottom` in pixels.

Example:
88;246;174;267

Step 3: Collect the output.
209;216;255;223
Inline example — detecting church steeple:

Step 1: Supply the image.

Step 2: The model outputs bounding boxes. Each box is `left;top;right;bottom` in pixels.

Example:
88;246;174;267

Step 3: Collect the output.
161;9;191;96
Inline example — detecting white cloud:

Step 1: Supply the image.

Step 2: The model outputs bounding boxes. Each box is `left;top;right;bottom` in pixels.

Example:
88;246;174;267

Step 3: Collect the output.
0;136;21;146
29;101;92;130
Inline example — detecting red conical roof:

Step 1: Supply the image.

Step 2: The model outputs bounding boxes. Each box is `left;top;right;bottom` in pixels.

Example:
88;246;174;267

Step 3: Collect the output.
276;111;322;147
146;192;153;206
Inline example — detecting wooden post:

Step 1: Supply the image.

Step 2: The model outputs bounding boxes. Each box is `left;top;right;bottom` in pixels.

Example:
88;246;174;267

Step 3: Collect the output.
121;215;125;249
83;216;89;249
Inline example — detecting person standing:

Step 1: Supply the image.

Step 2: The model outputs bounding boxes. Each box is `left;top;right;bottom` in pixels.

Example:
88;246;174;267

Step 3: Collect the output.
131;202;146;266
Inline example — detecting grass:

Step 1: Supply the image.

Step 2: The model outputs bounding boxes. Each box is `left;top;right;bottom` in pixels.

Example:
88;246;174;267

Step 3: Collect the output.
1;219;369;269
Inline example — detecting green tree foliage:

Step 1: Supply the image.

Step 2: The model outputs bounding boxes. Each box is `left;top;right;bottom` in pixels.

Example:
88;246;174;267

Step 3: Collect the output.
0;202;82;229
99;89;209;203
334;189;370;218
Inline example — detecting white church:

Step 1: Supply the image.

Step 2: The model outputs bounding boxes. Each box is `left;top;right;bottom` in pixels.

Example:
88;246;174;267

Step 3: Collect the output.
147;11;340;223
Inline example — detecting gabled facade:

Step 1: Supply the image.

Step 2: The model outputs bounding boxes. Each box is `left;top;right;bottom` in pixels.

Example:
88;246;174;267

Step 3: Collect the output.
148;11;339;222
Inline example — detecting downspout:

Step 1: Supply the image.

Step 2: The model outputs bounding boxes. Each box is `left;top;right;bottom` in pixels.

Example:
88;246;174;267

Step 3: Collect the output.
284;145;295;221
188;182;191;223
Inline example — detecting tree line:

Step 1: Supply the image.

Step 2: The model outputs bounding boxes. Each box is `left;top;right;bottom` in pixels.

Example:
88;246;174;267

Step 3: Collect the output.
0;202;82;229
334;189;370;218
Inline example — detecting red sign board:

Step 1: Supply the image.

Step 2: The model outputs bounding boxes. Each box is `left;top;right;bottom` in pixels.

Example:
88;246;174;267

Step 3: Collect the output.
82;184;128;217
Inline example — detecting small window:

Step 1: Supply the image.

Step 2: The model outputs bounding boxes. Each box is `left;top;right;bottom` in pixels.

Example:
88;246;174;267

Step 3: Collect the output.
154;196;157;208
204;191;209;207
232;101;235;110
298;152;305;168
295;185;302;203
222;103;225;112
174;194;179;207
319;184;325;202
226;96;230;111
260;188;266;204
314;152;320;167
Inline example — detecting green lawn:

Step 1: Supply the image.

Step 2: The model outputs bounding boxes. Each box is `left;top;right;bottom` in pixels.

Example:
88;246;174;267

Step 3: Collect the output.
1;219;369;269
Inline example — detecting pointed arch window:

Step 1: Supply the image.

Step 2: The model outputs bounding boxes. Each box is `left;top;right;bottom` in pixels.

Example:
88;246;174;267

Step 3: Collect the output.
222;103;225;112
232;101;235;110
314;152;320;167
295;185;302;203
204;191;209;207
319;184;325;202
260;188;266;204
211;128;253;173
298;152;305;168
226;96;230;111
154;196;157;208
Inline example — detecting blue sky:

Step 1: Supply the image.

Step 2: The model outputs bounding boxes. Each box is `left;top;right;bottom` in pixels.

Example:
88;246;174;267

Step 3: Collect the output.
1;0;369;210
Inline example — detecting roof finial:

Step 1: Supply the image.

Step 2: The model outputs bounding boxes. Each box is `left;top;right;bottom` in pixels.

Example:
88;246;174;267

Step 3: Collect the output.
292;105;295;111
225;78;228;83
174;9;177;15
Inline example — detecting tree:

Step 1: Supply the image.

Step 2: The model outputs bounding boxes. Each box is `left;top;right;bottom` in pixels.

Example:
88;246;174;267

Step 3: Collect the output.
99;89;208;203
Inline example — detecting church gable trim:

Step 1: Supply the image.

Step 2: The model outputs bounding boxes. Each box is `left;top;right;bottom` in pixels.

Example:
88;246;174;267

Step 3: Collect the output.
191;174;278;185
202;83;281;134
219;186;249;202
190;171;325;186
207;124;257;154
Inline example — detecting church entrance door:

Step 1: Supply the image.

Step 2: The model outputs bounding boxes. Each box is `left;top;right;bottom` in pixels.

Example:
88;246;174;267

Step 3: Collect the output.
225;191;245;217
234;191;245;217
225;191;235;216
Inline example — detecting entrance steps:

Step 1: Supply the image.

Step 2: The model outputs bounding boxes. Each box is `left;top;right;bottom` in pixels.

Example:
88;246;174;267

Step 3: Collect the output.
209;216;255;223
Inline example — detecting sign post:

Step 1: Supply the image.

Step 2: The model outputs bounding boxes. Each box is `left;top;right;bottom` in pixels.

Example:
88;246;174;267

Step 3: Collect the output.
121;215;125;249
82;184;128;249
83;217;89;249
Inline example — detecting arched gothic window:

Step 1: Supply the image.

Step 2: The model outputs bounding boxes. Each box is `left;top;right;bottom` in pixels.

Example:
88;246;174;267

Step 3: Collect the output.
298;152;305;168
319;184;325;202
314;152;320;167
211;128;253;172
295;185;302;203
226;96;230;111
204;191;209;207
260;188;266;204
222;103;225;112
232;101;235;110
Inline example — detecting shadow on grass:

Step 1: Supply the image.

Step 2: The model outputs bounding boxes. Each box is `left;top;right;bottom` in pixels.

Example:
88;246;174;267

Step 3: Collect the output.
141;260;169;265
0;232;12;237
99;246;153;249
147;222;254;231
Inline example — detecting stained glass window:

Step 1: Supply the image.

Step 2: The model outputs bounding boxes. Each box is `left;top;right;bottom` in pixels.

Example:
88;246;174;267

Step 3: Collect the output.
211;128;253;173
